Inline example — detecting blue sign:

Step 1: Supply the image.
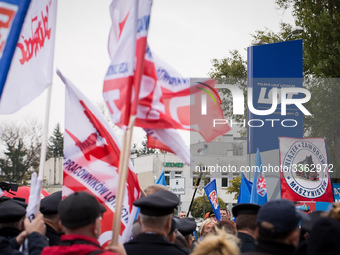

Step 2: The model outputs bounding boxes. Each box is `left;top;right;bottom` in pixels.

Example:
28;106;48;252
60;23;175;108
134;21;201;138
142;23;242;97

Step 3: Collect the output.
247;40;303;154
204;179;221;221
333;183;340;202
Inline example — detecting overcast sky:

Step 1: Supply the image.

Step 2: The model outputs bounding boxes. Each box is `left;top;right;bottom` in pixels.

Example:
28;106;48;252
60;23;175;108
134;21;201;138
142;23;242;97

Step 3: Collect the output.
0;0;295;144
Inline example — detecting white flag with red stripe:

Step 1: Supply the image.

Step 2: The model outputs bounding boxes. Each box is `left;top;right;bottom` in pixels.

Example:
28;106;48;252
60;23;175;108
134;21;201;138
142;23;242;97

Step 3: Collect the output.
58;70;140;245
0;0;57;114
103;0;151;127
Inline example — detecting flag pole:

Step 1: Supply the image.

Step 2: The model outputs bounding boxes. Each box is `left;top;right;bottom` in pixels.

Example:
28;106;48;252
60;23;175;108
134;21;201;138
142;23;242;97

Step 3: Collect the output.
111;115;136;245
186;171;203;217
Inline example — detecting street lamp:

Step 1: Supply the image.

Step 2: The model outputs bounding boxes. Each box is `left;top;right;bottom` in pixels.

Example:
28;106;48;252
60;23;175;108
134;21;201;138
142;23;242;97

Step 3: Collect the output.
285;26;304;41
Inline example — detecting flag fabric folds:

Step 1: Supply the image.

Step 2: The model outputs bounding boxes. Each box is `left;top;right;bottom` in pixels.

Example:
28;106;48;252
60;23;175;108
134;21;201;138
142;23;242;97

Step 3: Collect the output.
250;148;268;205
0;0;31;101
0;0;57;114
237;172;253;204
204;179;222;222
58;70;140;245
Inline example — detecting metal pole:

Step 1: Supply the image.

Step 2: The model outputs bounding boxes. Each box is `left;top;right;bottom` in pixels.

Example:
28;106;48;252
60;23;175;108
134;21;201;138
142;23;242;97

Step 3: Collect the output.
186;171;203;217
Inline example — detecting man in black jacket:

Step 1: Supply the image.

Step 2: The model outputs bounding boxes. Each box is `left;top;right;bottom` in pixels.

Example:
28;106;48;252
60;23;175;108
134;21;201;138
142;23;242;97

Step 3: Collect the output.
39;190;62;245
124;190;188;255
243;199;309;255
232;203;260;253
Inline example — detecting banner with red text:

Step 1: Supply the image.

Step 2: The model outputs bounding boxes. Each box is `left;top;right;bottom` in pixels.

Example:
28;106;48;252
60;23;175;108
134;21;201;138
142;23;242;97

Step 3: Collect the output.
0;0;57;114
59;70;140;245
0;0;31;102
279;137;334;202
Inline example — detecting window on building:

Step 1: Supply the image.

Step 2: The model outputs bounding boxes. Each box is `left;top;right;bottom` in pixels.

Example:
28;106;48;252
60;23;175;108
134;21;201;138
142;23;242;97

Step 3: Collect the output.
164;171;170;186
221;172;228;188
175;171;182;178
192;171;210;186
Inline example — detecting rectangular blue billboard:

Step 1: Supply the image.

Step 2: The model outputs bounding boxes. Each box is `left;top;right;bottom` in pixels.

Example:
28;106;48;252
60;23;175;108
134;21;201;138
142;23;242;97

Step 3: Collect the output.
247;39;303;154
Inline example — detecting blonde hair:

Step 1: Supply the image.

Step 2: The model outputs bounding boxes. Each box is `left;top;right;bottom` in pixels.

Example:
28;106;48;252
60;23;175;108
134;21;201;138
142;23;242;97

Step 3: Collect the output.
192;228;240;255
328;202;340;222
200;218;217;236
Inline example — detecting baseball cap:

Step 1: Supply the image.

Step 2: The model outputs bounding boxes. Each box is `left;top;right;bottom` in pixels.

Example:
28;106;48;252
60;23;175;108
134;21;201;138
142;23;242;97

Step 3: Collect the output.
59;192;106;228
257;199;310;237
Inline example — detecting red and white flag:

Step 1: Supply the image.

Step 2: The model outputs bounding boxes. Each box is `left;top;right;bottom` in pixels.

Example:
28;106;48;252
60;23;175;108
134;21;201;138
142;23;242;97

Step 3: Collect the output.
279;137;334;202
103;0;151;127
0;0;57;114
58;70;141;245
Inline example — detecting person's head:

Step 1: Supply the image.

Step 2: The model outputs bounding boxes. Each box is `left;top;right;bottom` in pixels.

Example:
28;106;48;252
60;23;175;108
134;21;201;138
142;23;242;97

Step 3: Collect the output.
178;211;186;218
175;217;197;249
232;203;260;237
58;192;106;239
191;228;240;255
40;191;62;233
256;199;309;247
0;199;27;231
199;218;216;237
328;202;340;222
135;190;179;237
214;220;237;235
220;208;231;221
144;184;169;196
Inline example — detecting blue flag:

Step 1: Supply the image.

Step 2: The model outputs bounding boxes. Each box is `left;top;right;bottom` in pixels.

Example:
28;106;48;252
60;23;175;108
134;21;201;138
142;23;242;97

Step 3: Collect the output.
204;179;221;221
0;0;31;98
156;171;167;186
250;148;268;205
237;172;253;204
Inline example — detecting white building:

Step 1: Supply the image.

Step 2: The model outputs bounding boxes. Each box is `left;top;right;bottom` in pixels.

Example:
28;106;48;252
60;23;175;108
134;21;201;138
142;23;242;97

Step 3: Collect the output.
132;134;247;213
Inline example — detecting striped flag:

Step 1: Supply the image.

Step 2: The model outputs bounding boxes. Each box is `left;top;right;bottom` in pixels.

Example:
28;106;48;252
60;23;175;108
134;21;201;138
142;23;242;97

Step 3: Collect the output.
58;70;140;245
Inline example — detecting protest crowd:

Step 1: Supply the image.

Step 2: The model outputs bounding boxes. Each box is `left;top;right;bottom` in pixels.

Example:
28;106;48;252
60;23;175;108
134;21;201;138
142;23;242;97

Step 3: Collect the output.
0;184;340;255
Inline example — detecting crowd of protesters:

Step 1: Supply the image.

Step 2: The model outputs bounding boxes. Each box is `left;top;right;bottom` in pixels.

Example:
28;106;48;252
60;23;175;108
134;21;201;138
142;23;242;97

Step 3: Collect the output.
1;184;340;255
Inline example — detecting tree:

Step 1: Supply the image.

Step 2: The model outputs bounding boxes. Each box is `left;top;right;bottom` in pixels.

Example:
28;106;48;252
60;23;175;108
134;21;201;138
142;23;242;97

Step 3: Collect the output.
225;176;241;200
137;136;156;156
209;50;247;126
0;120;42;183
190;195;226;218
47;123;64;159
274;0;340;176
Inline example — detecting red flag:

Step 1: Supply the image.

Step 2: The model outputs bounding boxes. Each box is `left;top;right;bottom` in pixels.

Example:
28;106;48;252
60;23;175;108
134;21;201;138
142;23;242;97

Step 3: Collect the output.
58;70;140;245
279;137;334;203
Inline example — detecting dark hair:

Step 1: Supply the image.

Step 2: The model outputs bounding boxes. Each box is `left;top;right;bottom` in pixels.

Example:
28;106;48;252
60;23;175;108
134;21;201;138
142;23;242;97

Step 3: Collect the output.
235;214;257;231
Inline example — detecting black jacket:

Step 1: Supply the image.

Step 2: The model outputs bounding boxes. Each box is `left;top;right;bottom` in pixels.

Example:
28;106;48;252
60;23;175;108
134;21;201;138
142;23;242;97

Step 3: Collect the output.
0;232;48;255
242;241;295;255
45;223;61;246
238;232;256;253
124;233;189;255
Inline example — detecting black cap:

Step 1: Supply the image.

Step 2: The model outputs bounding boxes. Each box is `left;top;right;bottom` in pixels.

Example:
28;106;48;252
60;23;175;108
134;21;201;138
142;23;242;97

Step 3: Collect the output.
133;190;179;216
301;210;326;232
257;199;310;237
169;217;177;235
0;199;26;223
40;191;62;214
232;203;261;218
175;217;196;236
59;192;106;228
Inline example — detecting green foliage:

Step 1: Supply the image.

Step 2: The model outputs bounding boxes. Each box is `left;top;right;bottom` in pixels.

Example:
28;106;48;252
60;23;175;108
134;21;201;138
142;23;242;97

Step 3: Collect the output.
225;176;241;200
47;123;64;159
190;195;226;218
0;121;41;183
251;22;294;44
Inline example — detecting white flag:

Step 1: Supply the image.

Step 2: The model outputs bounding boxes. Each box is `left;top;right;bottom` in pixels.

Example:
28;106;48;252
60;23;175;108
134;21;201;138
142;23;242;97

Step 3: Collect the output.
0;0;57;114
